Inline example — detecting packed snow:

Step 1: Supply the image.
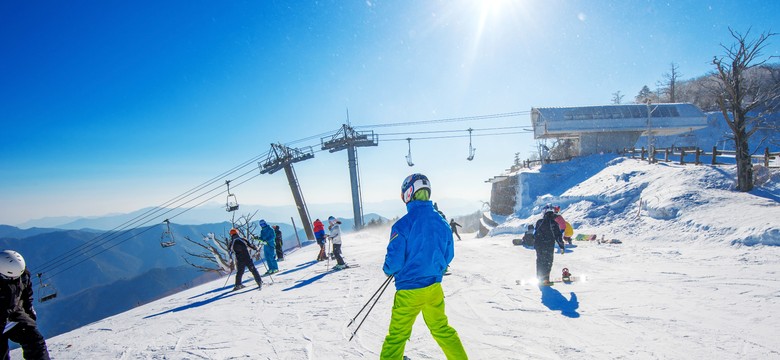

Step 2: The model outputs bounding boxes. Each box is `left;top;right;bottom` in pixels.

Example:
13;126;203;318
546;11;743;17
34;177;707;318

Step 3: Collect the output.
21;156;780;359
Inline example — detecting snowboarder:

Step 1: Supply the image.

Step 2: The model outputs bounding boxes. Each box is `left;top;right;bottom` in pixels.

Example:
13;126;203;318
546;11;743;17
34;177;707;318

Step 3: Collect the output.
257;220;279;275
328;216;347;269
534;205;566;286
313;219;327;261
381;173;468;359
521;224;535;247
0;250;51;360
449;218;462;241
228;229;263;291
273;225;284;261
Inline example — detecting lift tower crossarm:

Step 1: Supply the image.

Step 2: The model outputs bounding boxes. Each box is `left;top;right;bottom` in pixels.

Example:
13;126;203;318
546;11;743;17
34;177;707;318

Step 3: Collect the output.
258;143;316;240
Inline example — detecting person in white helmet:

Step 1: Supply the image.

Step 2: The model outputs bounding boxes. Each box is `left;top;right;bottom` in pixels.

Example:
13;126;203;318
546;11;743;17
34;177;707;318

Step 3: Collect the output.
0;250;50;359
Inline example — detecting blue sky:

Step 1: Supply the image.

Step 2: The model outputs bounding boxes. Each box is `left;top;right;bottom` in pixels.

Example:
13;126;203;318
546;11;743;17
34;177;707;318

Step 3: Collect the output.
1;0;778;225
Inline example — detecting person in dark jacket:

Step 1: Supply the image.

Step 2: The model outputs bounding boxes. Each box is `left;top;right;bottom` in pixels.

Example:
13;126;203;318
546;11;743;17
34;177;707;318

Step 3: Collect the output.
449;218;462;241
534;205;566;286
272;225;284;261
0;250;50;360
229;229;263;291
381;174;468;359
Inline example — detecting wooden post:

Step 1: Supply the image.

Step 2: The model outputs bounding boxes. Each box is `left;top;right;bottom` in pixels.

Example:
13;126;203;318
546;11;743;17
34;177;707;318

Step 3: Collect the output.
650;148;656;163
291;216;302;248
680;149;686;165
712;146;718;165
765;147;770;167
641;147;646;161
664;148;670;162
695;148;701;165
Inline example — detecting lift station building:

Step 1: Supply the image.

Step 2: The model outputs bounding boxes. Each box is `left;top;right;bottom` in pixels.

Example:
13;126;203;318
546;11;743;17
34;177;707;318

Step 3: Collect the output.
531;103;708;155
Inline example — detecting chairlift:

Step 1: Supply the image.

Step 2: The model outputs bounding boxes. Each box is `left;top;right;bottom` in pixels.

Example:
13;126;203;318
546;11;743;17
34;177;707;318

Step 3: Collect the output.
405;138;414;166
225;180;239;212
36;273;58;303
466;128;476;161
160;219;176;248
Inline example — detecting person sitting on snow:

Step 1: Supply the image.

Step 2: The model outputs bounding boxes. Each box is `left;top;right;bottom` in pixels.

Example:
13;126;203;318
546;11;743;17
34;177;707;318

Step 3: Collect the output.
521;224;535;247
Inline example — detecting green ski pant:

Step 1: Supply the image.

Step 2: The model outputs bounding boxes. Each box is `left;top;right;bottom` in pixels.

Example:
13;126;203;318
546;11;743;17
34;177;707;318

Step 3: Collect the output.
380;282;468;360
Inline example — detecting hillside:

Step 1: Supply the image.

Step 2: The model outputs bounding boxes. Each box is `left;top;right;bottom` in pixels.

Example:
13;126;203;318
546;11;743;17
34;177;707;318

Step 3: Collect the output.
25;156;780;359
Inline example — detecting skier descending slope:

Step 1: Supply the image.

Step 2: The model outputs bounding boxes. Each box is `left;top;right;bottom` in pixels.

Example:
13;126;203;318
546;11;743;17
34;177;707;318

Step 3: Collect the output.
228;229;263;291
534;205;566;286
381;173;468;360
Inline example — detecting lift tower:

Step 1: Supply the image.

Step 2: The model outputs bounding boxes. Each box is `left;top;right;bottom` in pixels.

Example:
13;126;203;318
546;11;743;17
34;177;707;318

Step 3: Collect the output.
259;143;316;240
321;124;378;230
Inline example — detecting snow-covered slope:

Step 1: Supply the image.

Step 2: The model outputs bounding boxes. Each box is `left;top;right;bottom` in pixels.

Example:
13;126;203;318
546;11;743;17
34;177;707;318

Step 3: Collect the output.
28;157;780;359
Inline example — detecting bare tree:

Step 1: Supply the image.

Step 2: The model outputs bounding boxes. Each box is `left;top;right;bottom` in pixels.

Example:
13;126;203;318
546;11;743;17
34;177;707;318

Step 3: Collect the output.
658;62;681;102
611;90;624;104
181;212;262;273
712;28;780;192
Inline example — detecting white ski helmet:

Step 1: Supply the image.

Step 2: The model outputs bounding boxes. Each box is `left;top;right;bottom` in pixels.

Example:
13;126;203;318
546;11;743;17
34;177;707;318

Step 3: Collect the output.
401;173;431;204
0;250;26;280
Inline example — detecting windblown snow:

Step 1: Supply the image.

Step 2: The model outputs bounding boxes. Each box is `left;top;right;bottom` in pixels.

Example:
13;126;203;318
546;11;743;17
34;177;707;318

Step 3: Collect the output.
25;156;780;359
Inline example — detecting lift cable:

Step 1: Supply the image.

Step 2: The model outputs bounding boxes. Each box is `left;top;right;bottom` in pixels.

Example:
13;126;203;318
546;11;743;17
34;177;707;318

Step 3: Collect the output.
353;111;528;129
35;157;268;276
44;170;263;280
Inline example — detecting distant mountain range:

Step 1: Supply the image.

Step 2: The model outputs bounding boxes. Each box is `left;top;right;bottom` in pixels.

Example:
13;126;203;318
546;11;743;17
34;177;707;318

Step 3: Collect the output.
14;199;481;230
0;214;393;340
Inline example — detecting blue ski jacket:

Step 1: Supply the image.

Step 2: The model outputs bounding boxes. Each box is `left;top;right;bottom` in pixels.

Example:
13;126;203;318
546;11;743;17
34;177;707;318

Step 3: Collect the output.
259;225;276;244
383;200;454;290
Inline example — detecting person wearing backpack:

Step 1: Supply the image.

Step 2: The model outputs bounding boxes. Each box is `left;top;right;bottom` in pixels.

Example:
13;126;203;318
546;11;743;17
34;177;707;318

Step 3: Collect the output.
534;205;566;286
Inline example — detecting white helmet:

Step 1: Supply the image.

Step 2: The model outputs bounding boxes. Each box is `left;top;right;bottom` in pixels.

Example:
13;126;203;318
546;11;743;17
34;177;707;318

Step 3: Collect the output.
0;250;26;280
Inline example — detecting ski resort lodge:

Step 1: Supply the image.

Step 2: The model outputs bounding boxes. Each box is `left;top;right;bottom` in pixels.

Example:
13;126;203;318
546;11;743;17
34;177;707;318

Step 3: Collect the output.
481;103;708;236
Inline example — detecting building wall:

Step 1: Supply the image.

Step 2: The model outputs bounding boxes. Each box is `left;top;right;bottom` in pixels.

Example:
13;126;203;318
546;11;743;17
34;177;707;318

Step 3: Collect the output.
489;176;518;216
579;131;642;155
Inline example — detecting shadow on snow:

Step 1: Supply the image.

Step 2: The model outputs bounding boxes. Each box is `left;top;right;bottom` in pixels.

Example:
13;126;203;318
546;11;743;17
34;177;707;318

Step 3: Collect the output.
540;286;580;318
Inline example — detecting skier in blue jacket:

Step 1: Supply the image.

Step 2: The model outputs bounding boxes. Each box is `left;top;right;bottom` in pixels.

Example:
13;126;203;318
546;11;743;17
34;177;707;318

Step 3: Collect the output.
257;219;279;275
380;173;468;360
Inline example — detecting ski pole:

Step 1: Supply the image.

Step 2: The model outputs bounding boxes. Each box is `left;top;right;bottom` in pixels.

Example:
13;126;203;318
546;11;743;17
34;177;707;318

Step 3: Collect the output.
259;244;275;284
349;276;393;341
223;268;234;288
348;275;393;327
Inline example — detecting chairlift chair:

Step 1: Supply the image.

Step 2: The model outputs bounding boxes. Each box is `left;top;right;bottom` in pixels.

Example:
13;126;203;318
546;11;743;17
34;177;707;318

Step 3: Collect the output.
405;138;414;166
160;219;176;248
466;128;476;161
36;273;58;303
225;180;239;212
